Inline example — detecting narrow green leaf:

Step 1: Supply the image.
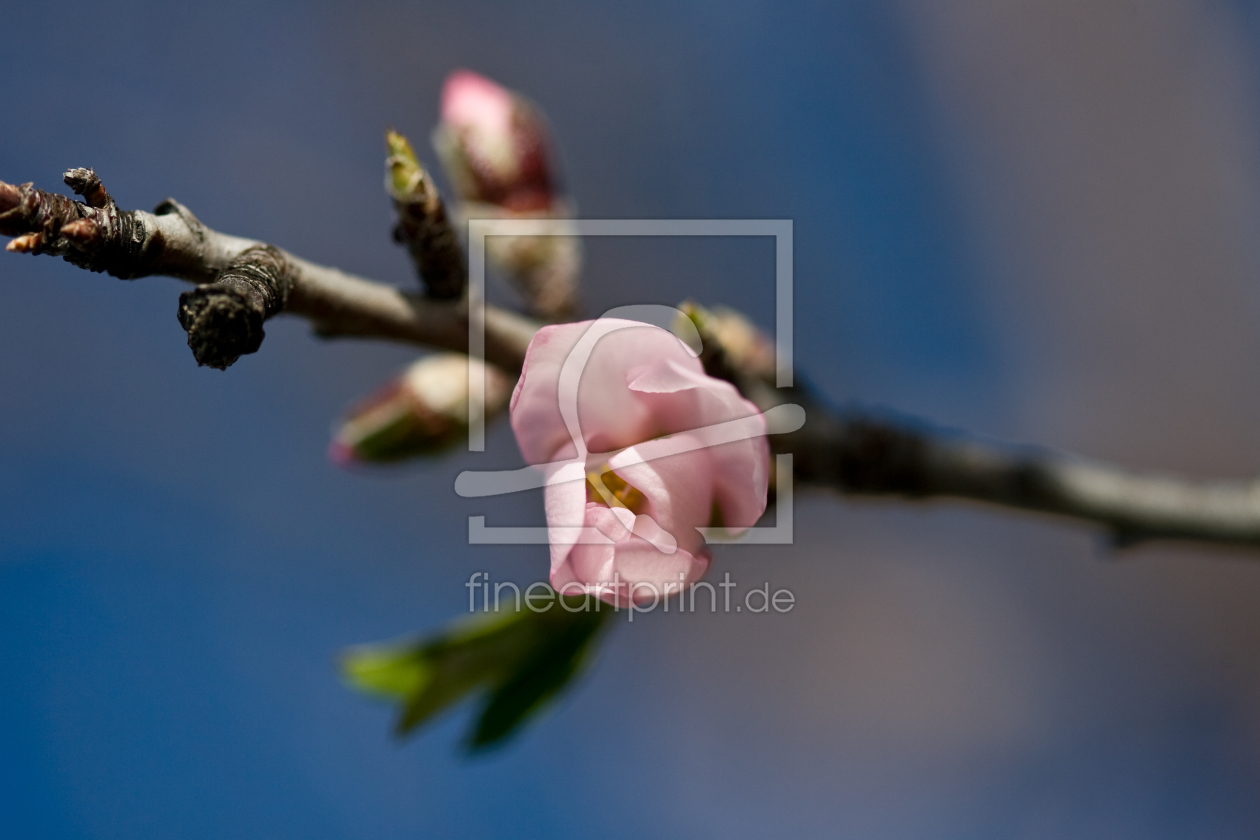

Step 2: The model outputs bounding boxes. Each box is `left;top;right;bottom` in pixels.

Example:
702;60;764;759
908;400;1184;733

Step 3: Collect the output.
468;607;610;751
340;591;616;749
340;645;429;700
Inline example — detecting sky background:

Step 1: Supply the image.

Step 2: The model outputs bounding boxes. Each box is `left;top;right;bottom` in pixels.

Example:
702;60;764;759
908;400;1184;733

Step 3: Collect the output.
3;0;1260;837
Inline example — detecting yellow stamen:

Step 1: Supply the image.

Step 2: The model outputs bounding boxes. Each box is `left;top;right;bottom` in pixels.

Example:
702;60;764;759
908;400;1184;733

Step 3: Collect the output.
586;466;648;514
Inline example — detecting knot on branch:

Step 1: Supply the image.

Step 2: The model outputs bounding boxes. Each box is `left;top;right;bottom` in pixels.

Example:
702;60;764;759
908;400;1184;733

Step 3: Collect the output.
0;169;151;277
177;245;291;369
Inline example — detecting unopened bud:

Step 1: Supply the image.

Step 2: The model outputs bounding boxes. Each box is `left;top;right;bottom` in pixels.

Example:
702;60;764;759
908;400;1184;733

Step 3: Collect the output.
678;302;776;382
434;71;580;319
62;167;112;209
330;353;512;465
6;232;41;253
385;129;429;202
61;217;101;249
385;128;465;299
434;70;557;213
480;210;580;320
0;181;22;215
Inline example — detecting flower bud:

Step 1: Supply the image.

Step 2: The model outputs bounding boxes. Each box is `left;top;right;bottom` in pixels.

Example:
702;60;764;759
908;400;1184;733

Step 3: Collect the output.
434;70;580;319
434;70;557;212
385;129;465;299
678;302;776;382
482;213;580;320
330;353;512;465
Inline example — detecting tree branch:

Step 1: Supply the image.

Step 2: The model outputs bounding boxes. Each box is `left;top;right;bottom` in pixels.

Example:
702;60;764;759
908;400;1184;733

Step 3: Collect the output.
0;171;537;371
680;306;1260;553
741;377;1260;552
386;130;466;300
7;171;1260;554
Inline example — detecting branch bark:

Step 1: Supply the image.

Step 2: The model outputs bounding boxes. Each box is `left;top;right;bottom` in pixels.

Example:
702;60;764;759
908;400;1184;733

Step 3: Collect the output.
740;376;1260;552
386;130;466;300
0;171;537;371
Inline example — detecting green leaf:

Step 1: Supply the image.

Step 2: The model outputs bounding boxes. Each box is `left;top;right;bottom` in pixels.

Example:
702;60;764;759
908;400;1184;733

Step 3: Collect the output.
339;644;429;700
468;602;608;751
340;590;615;751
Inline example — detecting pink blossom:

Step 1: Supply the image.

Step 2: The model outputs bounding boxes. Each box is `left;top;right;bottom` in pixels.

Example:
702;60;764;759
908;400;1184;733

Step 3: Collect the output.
510;319;770;605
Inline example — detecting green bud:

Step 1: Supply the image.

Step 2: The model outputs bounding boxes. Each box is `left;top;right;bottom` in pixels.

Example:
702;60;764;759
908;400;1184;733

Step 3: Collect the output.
677;301;776;382
385;129;426;200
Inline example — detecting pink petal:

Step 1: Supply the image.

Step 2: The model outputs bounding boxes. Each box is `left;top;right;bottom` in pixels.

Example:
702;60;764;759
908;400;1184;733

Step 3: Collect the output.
708;435;771;532
441;70;513;134
633;371;770;531
608;436;715;556
625;357;710;394
510;320;704;464
542;461;592;573
631;513;677;554
607;541;712;606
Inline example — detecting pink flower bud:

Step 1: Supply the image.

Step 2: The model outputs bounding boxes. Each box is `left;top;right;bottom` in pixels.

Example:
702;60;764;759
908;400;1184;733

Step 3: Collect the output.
436;70;556;213
331;354;511;465
435;70;580;319
510;319;770;605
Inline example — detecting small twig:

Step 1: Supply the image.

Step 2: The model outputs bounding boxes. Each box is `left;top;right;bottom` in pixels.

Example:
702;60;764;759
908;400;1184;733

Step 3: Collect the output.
1;168;149;275
386;130;465;299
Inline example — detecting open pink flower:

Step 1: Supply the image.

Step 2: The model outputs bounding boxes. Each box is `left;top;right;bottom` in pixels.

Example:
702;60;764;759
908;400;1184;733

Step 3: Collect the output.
510;318;770;605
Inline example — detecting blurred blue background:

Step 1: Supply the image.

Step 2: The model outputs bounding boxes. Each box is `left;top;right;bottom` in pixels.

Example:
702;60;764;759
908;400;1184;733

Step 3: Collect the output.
4;1;1260;836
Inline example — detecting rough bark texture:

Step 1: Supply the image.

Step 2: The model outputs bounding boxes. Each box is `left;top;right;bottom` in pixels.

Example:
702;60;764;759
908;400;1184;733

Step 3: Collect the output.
392;182;465;299
0;172;535;371
0;169;154;277
177;246;292;369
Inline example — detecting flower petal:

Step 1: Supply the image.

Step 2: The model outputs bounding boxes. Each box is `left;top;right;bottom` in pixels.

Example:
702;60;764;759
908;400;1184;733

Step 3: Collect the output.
510;320;703;464
608;541;712;606
609;436;715;555
542;460;593;573
708;435;771;532
625;357;710;394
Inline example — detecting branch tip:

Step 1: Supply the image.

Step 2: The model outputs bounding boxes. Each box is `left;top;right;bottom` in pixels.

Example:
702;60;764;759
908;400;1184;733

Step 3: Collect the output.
385;129;466;299
6;233;41;253
0;181;21;215
62;168;112;208
178;286;265;369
